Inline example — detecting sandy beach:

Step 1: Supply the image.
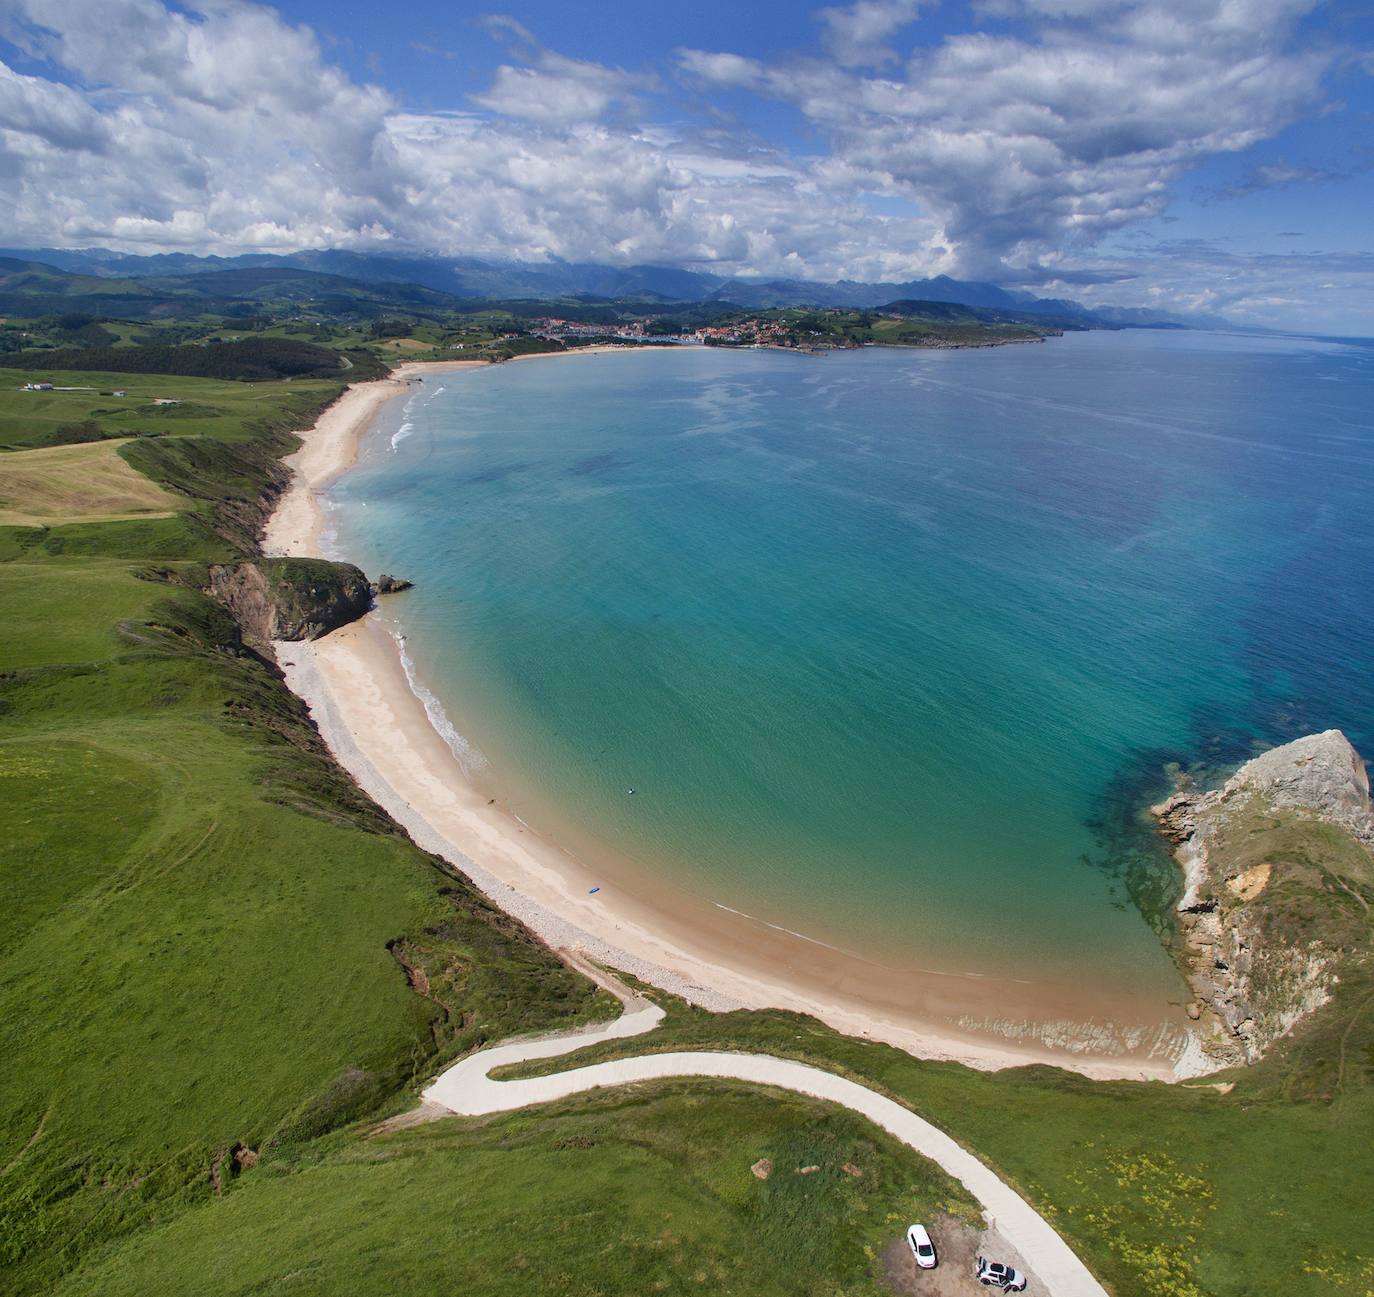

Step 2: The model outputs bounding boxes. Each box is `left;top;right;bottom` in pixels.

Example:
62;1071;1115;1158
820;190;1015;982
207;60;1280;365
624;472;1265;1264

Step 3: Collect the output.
263;359;484;557
267;350;1194;1082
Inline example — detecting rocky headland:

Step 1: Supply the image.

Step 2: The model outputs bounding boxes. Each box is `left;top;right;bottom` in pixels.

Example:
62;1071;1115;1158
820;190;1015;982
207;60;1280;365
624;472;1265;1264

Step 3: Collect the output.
1154;730;1374;1072
207;557;374;648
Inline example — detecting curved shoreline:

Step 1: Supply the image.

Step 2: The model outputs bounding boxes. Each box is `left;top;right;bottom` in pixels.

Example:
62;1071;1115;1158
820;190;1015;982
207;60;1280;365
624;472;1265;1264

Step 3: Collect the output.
267;352;1193;1083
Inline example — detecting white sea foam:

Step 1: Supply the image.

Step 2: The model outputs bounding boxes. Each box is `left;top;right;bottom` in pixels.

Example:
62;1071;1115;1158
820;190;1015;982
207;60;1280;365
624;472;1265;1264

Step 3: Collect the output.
712;902;1039;982
713;902;888;964
389;420;415;451
389;628;490;775
315;498;344;559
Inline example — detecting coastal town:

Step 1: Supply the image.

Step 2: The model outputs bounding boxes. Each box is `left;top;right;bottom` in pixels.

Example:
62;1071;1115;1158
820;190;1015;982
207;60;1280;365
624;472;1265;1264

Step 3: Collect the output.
526;305;1054;351
529;314;809;346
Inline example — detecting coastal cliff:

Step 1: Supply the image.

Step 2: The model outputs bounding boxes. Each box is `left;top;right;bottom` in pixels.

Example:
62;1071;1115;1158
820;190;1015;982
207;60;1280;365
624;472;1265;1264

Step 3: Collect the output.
1154;730;1374;1071
207;557;373;647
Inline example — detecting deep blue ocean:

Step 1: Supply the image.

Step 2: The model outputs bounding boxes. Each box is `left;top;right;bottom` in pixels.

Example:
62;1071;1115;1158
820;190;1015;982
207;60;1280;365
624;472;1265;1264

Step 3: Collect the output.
328;330;1374;998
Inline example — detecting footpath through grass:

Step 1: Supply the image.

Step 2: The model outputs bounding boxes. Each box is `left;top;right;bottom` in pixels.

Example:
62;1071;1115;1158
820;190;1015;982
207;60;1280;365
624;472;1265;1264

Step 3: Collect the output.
490;978;1374;1297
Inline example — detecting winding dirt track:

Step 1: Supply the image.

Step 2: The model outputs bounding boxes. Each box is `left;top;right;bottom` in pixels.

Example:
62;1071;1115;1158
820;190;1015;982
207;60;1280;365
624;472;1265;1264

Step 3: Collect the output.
423;957;1108;1297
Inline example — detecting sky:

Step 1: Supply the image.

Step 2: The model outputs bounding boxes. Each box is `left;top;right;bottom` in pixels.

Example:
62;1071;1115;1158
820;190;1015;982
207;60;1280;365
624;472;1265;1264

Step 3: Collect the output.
0;0;1371;332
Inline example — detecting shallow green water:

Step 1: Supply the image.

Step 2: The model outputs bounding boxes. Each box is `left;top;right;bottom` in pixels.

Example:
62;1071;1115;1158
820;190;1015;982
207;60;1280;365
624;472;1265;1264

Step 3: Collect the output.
329;331;1374;999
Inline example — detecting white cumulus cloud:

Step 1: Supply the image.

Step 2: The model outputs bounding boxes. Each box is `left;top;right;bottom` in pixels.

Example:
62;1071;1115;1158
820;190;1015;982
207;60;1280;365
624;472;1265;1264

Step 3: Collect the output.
0;0;1367;328
472;50;657;124
818;0;925;67
683;0;1333;278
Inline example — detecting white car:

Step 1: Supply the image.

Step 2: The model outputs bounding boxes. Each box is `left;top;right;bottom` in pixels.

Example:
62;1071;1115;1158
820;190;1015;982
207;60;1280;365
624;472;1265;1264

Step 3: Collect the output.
976;1256;1028;1291
906;1223;937;1269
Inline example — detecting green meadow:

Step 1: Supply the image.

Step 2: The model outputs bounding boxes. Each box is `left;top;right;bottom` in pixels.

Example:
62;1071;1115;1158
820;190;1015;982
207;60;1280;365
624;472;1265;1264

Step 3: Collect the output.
0;368;611;1292
50;1084;974;1297
0;368;343;451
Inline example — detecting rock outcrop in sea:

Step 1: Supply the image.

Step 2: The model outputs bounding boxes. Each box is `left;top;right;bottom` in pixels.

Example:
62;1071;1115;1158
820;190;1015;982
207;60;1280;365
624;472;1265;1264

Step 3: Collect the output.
373;573;414;594
1154;730;1374;1072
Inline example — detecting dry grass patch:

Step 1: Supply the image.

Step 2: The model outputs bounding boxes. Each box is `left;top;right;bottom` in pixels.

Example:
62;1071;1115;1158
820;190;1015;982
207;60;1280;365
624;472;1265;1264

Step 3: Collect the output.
0;439;180;525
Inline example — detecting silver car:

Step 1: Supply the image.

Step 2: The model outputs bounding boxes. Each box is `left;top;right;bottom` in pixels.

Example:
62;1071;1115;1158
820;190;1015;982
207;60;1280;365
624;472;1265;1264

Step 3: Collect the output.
976;1256;1028;1291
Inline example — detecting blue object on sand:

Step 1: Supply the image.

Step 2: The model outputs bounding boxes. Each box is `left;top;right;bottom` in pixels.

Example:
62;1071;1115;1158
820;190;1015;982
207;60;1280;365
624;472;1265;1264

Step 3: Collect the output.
589;886;601;894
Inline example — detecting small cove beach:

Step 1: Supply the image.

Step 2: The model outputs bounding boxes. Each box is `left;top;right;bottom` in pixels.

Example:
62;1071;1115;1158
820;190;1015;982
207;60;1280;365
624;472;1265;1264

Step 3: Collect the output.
265;342;1217;1080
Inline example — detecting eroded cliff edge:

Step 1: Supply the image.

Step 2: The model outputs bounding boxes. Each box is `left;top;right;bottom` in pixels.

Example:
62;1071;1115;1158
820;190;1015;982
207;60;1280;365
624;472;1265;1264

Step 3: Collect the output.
1154;730;1374;1073
207;557;374;647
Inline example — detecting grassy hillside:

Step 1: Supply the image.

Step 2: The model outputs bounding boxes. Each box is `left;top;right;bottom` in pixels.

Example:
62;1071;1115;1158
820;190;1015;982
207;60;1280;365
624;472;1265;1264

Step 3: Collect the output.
0;370;614;1292
0;441;180;526
50;1084;976;1297
0;368;346;452
0;338;381;382
23;925;1374;1297
713;304;1058;349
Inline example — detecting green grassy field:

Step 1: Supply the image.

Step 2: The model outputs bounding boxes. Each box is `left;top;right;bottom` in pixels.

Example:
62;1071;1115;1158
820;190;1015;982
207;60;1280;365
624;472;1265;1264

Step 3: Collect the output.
865;316;1043;344
707;306;1054;349
0;373;613;1292
0;440;180;525
49;1084;976;1297
1;561;159;667
0;368;343;451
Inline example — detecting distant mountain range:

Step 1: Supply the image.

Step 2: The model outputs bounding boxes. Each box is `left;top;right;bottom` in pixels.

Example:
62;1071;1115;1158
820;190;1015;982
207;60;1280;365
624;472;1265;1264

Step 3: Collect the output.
0;256;459;319
0;247;1231;330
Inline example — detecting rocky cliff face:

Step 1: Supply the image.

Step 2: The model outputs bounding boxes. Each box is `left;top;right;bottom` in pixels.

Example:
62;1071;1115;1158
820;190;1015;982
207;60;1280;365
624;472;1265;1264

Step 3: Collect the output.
1154;731;1374;1072
207;557;373;647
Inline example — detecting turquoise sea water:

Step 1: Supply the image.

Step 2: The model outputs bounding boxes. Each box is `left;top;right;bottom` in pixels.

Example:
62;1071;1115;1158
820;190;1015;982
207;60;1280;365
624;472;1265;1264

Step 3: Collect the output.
329;331;1374;1002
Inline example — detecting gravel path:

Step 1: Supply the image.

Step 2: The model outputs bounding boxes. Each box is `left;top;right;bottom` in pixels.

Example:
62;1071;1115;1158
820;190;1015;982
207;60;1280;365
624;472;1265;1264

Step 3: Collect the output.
423;956;1108;1297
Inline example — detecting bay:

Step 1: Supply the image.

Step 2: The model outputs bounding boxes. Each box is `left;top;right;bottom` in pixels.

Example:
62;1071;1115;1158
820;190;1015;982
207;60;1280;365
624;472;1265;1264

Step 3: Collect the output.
328;330;1374;1007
